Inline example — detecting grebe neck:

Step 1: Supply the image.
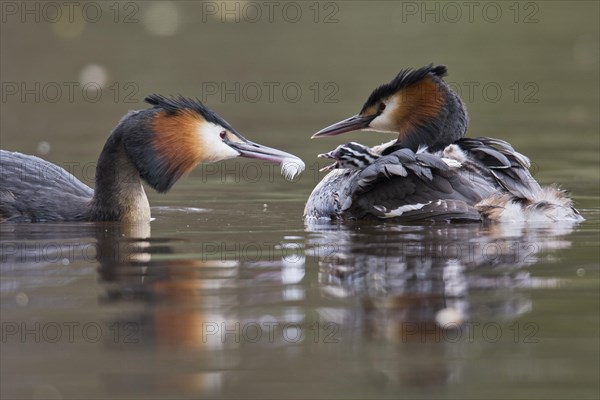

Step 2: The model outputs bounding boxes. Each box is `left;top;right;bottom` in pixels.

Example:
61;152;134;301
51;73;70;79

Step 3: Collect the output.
89;131;150;223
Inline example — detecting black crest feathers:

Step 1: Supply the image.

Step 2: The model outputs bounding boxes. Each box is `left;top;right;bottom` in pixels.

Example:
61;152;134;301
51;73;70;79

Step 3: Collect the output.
361;64;448;113
144;94;235;132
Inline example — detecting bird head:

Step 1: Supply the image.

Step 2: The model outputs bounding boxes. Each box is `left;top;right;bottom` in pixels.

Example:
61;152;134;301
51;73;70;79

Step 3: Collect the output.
318;142;380;172
312;65;468;152
118;95;305;192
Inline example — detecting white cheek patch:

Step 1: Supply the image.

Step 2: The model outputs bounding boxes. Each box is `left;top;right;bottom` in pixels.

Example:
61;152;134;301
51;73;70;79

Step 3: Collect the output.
199;122;240;162
367;96;400;134
368;115;396;133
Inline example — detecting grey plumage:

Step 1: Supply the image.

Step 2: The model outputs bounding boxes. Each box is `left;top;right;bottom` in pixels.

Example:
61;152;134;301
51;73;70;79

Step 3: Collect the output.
0;150;93;222
304;139;583;223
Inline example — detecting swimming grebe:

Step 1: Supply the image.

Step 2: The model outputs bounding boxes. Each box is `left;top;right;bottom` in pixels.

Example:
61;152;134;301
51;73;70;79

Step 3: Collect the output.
305;65;583;223
1;95;305;223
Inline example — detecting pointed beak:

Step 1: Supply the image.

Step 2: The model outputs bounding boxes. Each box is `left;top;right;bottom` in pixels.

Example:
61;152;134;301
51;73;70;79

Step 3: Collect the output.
317;151;338;172
319;164;337;172
311;114;375;138
228;139;297;163
226;137;306;180
318;151;335;159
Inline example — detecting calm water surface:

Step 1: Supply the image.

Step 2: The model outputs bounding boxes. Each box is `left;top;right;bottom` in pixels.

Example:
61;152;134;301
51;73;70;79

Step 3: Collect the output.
1;181;598;399
1;2;599;399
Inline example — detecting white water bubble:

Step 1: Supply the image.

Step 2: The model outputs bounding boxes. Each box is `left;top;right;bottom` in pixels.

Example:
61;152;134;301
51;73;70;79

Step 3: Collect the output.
16;292;29;306
37;141;51;155
143;2;180;36
435;307;465;328
79;64;108;88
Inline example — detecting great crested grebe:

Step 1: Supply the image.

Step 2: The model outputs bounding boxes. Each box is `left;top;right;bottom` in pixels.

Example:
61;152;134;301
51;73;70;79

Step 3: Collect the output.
1;95;304;223
305;65;583;223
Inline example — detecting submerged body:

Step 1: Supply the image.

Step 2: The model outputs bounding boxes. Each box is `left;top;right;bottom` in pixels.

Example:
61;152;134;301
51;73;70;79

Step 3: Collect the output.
1;95;304;223
305;65;583;223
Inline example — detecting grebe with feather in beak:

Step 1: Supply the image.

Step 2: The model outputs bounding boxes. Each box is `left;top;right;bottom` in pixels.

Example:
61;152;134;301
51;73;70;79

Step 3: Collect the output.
1;95;304;223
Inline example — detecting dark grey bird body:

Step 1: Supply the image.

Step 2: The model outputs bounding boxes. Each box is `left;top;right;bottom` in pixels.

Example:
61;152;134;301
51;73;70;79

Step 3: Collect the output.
305;138;566;222
306;65;583;223
0;150;94;222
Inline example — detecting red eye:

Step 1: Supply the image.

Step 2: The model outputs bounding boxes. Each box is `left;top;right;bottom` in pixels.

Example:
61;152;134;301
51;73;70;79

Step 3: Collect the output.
220;131;226;139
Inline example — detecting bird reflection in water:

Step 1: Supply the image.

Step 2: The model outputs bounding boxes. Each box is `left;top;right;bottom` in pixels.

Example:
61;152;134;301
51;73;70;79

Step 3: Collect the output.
95;223;308;349
1;216;581;393
97;224;232;348
305;220;578;385
95;223;240;394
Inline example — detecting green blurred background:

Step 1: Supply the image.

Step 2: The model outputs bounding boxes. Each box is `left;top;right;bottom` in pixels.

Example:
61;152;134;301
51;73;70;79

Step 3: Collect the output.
2;0;598;200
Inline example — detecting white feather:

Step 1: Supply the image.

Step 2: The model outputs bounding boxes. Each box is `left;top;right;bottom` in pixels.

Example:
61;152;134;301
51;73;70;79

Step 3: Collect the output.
441;157;462;168
417;144;429;154
281;157;305;181
442;144;467;163
375;201;432;218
